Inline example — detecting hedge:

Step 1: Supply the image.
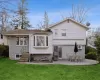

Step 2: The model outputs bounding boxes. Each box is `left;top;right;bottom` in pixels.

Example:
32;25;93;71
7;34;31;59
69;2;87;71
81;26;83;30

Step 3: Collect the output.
85;52;97;60
0;45;9;57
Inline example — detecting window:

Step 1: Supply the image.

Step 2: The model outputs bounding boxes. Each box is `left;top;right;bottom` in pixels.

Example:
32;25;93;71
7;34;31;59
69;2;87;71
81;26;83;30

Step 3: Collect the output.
16;37;19;45
34;35;48;47
1;34;3;39
16;37;27;46
15;54;22;59
37;36;45;46
61;29;66;36
78;45;82;50
20;38;23;45
54;29;58;35
24;37;27;45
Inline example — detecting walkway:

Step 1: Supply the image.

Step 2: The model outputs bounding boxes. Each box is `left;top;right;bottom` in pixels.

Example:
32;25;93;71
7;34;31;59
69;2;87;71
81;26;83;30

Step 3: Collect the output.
19;59;99;65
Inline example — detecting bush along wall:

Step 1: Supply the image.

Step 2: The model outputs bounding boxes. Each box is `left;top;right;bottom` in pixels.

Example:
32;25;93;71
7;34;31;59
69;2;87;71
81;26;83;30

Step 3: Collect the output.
0;45;9;57
85;46;97;60
85;52;97;60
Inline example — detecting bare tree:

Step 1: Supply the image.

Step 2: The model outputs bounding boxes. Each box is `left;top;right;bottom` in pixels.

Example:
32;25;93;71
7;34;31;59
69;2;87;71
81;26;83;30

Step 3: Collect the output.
37;21;44;30
37;11;49;30
70;4;89;23
0;0;18;32
95;27;100;36
0;9;8;31
87;27;100;48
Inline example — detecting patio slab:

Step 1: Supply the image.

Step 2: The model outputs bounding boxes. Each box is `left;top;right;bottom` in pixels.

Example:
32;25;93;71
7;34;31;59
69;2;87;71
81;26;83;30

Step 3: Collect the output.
19;59;99;65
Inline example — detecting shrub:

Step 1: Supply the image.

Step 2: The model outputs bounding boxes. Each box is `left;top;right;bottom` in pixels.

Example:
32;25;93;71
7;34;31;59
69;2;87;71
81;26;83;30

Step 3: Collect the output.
97;55;100;63
0;45;6;56
85;46;96;54
85;52;97;60
2;45;9;57
94;36;100;63
0;45;9;57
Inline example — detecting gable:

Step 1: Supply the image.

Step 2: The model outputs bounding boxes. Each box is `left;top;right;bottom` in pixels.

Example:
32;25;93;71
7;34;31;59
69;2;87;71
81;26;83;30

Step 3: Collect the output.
49;18;89;30
50;19;87;40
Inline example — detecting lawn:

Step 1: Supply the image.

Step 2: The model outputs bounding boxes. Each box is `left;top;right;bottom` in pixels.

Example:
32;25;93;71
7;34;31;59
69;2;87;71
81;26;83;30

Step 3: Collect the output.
0;58;100;80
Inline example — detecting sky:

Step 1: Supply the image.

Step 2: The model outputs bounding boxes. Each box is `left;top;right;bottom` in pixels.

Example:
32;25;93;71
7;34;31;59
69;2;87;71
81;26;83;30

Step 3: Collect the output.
3;0;100;29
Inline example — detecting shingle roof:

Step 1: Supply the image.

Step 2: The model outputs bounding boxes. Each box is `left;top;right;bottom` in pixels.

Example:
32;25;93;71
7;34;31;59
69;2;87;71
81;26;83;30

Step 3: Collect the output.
4;29;52;35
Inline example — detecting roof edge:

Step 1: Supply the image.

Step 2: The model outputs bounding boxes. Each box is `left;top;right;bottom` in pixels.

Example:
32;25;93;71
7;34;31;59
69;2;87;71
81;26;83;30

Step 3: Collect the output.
49;18;89;30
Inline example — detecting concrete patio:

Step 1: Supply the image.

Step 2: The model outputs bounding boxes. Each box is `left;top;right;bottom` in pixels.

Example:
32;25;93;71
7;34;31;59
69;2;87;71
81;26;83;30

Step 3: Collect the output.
19;59;99;65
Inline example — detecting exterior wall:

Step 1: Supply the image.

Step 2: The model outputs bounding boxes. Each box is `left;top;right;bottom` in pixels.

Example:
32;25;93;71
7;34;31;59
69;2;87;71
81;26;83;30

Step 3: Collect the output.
50;20;87;45
6;33;53;60
0;39;4;44
8;36;29;60
50;20;86;60
3;36;8;45
61;45;85;59
29;34;53;54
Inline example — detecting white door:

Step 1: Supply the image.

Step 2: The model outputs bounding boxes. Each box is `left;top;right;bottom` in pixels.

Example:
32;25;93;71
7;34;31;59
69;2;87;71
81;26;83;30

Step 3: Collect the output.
62;46;67;59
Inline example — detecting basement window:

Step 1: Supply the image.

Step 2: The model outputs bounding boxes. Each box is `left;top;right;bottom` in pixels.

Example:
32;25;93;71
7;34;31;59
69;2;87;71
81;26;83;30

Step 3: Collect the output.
15;54;22;60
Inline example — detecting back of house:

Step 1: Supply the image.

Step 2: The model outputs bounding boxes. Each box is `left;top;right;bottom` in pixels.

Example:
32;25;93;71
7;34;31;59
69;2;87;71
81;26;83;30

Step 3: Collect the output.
4;29;53;61
50;18;89;59
3;18;88;61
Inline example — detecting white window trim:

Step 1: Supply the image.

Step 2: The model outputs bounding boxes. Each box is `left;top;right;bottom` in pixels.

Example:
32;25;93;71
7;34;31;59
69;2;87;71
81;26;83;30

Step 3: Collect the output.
16;37;27;46
61;29;66;36
54;29;58;36
15;54;22;60
33;35;48;47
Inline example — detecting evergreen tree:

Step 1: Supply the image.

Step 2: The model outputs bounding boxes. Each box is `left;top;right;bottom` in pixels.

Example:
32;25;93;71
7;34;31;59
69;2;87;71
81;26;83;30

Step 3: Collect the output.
44;11;49;29
11;0;31;29
37;11;49;29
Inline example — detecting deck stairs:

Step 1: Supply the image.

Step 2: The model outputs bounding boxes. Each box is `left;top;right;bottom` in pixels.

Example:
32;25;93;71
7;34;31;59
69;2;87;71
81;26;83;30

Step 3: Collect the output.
19;53;29;62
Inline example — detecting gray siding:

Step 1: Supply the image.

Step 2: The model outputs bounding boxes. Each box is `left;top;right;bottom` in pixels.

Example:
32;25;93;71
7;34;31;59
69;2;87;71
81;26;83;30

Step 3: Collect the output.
8;36;29;60
62;45;85;59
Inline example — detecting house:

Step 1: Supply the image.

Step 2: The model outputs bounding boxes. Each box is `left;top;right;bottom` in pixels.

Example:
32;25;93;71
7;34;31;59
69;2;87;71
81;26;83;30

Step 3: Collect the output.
3;18;89;61
4;29;53;61
49;18;89;59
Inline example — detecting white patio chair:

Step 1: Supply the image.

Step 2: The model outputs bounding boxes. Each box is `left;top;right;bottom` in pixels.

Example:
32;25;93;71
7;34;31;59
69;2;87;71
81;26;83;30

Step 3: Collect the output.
75;55;80;62
66;54;72;61
70;55;76;62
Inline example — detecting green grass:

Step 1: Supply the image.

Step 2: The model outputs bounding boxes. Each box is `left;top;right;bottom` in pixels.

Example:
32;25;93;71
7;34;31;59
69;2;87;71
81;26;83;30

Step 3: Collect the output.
0;58;100;80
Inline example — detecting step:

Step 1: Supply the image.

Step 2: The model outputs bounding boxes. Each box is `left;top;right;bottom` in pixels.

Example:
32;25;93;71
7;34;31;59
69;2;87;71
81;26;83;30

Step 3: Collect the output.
19;60;28;62
20;58;28;60
19;53;29;62
21;56;29;58
19;58;28;61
